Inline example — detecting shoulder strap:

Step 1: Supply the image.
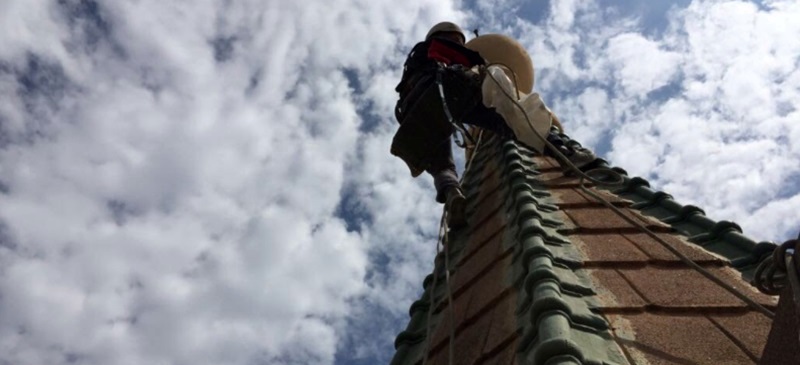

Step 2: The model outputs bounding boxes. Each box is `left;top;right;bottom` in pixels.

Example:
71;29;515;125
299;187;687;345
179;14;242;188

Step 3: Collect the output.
396;41;434;93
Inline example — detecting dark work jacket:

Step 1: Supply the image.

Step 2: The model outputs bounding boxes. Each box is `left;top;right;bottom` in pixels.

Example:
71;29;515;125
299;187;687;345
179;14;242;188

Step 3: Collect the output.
394;38;512;138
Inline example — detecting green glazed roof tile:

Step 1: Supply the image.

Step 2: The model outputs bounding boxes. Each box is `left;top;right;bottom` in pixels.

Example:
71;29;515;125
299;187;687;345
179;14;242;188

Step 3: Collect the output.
596;168;776;281
660;204;705;224
500;141;629;365
628;191;673;210
511;189;559;212
392;129;776;365
520;280;608;331
519;312;626;365
513;235;583;270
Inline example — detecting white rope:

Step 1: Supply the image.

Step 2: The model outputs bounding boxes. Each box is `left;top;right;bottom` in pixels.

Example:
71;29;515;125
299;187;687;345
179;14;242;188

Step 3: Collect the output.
443;224;455;365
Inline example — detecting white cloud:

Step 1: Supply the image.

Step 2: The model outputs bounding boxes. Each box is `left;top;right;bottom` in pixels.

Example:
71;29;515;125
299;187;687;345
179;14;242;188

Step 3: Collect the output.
615;0;800;241
2;0;799;364
557;87;613;148
477;0;800;243
606;32;681;96
0;0;465;364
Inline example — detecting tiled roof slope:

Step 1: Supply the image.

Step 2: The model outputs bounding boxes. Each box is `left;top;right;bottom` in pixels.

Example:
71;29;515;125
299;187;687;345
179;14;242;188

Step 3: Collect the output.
390;133;778;365
391;132;524;365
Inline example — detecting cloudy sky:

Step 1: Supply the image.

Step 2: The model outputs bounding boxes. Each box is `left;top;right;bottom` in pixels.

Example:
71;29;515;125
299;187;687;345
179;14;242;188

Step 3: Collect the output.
0;0;798;364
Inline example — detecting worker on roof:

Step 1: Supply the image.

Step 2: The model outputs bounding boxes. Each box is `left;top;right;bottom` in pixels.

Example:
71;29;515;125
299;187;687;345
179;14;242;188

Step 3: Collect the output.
393;22;600;228
394;22;515;227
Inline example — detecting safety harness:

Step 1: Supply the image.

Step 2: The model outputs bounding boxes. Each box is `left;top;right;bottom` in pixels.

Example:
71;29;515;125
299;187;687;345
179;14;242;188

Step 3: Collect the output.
391;38;486;177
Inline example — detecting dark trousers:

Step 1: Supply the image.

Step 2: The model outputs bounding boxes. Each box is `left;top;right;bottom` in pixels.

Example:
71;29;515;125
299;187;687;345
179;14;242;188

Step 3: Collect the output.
397;70;536;203
427;139;459;203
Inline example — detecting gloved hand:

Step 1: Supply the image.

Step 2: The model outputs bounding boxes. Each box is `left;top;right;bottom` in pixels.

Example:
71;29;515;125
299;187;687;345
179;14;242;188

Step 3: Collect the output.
445;64;482;89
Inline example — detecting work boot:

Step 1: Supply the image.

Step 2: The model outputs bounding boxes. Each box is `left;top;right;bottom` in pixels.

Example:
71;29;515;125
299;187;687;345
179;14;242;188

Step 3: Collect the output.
445;186;467;228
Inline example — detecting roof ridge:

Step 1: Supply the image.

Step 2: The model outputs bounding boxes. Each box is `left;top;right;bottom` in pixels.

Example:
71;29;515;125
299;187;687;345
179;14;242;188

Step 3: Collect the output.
390;129;778;365
502;140;629;365
592;159;777;281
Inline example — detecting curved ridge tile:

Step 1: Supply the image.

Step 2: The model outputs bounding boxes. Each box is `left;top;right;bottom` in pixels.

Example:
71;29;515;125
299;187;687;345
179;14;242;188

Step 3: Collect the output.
500;142;628;365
